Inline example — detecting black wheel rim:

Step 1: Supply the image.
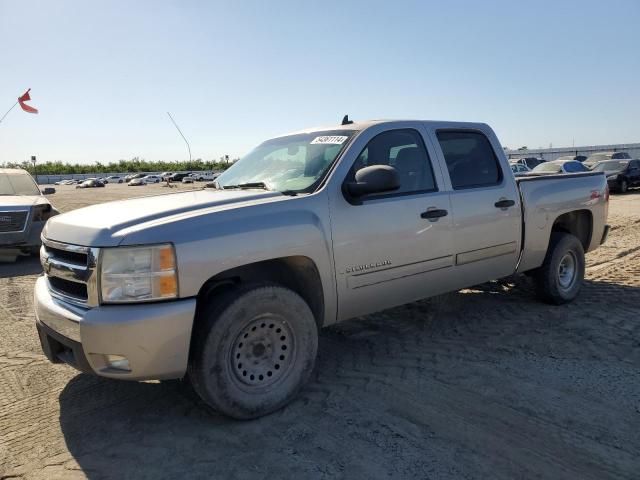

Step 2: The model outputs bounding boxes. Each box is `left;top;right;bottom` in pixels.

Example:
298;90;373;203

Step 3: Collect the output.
230;315;295;388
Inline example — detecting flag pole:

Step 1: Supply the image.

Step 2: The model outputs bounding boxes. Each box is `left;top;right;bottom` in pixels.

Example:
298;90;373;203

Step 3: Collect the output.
166;112;192;162
0;101;19;124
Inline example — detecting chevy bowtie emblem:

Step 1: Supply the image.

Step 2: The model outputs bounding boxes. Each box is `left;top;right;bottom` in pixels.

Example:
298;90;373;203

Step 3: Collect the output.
43;258;51;274
0;215;11;223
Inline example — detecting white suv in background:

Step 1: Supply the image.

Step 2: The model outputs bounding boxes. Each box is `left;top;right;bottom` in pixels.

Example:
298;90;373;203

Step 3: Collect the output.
104;176;124;184
142;175;162;184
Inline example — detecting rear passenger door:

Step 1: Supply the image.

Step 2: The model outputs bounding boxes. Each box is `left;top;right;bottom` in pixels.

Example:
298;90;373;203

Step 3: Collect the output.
432;129;522;286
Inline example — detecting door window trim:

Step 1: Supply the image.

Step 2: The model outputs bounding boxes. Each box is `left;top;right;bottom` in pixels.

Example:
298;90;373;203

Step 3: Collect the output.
435;128;505;191
342;128;439;204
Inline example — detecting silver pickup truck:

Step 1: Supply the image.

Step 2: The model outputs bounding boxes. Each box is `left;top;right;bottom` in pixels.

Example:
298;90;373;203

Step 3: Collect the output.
34;120;609;418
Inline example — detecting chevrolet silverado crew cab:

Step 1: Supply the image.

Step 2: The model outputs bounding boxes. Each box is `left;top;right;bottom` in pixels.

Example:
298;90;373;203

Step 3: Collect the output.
0;168;58;260
34;120;609;419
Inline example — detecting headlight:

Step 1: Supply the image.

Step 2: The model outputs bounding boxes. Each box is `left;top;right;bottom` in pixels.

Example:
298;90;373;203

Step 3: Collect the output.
32;204;58;222
100;244;178;303
606;174;619;180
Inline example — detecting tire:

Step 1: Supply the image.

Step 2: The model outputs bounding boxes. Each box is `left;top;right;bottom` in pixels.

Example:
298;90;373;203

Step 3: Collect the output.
534;232;585;305
188;284;318;419
620;179;628;193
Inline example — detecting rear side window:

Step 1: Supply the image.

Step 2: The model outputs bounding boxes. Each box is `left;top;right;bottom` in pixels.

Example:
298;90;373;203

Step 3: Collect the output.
436;131;502;189
564;161;587;173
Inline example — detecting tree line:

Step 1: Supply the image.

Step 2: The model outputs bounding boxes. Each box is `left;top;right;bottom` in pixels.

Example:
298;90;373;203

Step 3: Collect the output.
0;157;237;175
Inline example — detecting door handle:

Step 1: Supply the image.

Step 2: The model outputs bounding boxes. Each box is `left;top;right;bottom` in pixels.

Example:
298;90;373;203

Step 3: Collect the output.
420;209;448;219
494;199;515;209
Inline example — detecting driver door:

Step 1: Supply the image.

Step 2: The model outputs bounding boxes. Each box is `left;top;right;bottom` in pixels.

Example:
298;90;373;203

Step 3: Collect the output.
329;127;454;321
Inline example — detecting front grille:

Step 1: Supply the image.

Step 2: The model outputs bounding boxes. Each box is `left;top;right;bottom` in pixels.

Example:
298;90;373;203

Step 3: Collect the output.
48;277;88;301
0;210;28;233
41;239;97;306
44;244;88;265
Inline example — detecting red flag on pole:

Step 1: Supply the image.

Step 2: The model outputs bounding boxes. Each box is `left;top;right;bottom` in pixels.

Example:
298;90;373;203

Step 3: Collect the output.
18;89;38;114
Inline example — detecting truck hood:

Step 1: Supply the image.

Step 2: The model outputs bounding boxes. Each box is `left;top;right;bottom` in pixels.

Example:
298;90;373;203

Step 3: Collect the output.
0;195;49;208
43;188;286;246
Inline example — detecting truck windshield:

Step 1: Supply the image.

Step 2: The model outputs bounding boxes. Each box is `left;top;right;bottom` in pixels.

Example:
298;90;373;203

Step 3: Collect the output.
592;161;628;173
215;130;356;193
0;172;41;196
586;154;611;163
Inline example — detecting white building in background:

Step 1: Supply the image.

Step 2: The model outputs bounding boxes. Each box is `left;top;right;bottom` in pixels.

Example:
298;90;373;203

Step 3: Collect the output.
506;142;640;161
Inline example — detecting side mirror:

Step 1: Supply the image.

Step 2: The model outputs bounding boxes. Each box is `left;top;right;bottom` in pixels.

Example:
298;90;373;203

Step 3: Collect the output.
346;165;400;198
42;187;56;195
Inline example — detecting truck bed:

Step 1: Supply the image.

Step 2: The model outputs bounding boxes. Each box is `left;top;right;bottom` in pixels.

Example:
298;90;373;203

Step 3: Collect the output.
515;171;608;273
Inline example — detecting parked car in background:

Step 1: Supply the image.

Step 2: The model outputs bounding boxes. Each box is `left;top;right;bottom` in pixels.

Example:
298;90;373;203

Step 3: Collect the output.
54;179;78;185
531;160;590;175
511;157;545;170
104;176;124;184
510;163;530;176
160;172;173;180
584;152;632;169
34;119;610;419
0;168;58;259
191;171;218;182
555;155;588;163
592;159;640;193
142;175;162;184
75;179;105;189
125;173;146;183
182;174;195;183
168;172;191;182
128;177;147;186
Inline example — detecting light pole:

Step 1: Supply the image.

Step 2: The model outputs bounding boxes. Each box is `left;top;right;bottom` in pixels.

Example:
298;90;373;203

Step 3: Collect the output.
31;155;37;184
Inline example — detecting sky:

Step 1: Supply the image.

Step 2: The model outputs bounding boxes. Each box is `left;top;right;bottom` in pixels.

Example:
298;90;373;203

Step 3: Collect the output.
1;0;639;165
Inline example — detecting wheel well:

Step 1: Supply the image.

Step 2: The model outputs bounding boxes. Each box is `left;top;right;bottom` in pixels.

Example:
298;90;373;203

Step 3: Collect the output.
551;210;592;251
195;256;325;329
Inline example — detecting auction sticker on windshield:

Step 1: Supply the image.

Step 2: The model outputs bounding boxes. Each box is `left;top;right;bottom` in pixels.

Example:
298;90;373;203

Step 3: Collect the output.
310;136;348;145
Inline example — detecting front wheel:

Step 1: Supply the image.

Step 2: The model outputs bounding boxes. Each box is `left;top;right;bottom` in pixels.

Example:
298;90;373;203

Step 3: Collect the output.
620;179;628;193
533;232;585;305
188;284;318;419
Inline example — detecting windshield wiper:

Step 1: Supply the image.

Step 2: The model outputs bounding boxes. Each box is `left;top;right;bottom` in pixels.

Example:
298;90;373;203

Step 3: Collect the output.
222;182;270;191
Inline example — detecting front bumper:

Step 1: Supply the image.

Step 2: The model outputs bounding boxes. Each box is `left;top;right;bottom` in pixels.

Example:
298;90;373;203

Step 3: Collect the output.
0;220;45;249
606;179;618;189
34;276;197;380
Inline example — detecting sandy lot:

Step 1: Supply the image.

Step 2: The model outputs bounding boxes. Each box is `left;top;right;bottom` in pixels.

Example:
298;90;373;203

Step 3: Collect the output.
1;184;639;479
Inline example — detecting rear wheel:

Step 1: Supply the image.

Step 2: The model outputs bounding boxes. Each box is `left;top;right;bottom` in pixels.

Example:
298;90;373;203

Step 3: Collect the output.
188;284;318;419
533;232;585;305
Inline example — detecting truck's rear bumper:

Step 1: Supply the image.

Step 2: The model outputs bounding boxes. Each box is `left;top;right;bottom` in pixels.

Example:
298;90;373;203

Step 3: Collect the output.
34;276;197;380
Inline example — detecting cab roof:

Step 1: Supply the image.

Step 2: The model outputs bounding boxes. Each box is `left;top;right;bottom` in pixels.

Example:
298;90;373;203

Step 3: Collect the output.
275;119;490;138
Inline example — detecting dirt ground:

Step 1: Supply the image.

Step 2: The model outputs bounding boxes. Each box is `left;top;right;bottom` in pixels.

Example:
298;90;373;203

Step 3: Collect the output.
1;184;639;479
